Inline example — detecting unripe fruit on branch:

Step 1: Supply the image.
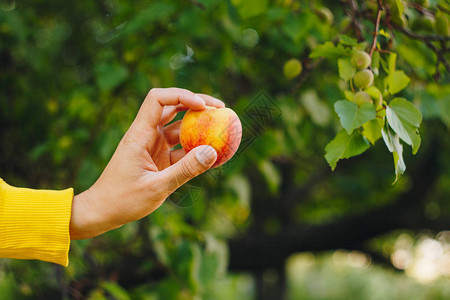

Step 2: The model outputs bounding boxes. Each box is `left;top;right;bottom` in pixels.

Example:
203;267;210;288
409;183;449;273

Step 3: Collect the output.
364;86;383;107
283;58;303;79
351;51;371;70
316;6;334;25
435;12;449;36
411;15;435;33
353;91;373;106
353;69;374;89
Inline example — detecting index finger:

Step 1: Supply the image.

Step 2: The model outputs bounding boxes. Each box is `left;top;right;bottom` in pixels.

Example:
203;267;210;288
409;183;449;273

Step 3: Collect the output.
196;94;226;108
134;87;205;130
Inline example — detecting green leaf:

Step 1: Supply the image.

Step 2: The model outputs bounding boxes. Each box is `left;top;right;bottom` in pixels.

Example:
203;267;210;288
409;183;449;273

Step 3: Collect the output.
364;86;383;106
378;29;391;39
388;70;410;94
149;227;169;265
397;43;433;76
388;52;397;75
233;0;268;18
325;129;370;170
344;90;353;101
95;63;129;91
172;240;201;292
372;51;380;75
339;34;357;46
382;124;406;183
363;119;383;145
338;58;356;81
283;12;314;43
300;90;331;127
199;235;228;283
124;3;176;35
258;160;281;194
386;98;422;154
380;56;389;75
309;42;349;59
102;282;130;300
227;174;251;205
395;0;404;16
334;101;376;134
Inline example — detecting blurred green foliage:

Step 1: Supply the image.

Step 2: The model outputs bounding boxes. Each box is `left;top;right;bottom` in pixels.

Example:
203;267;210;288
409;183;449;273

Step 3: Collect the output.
0;0;449;299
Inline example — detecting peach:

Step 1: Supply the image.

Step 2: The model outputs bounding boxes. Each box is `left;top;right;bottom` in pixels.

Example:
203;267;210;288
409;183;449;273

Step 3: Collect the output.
179;106;242;168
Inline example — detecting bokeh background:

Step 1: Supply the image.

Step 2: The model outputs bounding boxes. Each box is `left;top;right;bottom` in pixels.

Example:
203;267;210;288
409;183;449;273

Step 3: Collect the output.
0;0;449;299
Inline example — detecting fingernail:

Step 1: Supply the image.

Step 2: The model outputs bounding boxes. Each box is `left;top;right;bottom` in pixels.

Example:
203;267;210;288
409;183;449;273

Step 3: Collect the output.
195;94;206;106
196;145;217;167
215;98;226;107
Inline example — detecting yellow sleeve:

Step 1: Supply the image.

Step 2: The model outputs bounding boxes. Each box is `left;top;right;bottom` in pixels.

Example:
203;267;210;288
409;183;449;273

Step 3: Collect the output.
0;178;73;266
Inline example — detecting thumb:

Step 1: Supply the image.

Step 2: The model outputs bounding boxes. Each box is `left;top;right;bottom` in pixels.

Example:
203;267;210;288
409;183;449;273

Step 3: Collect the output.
162;145;217;193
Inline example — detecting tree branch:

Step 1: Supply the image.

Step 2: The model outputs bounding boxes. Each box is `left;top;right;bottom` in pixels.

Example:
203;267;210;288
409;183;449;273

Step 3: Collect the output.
369;2;384;57
370;10;450;80
424;40;450;80
347;0;364;41
187;0;206;10
390;22;450;42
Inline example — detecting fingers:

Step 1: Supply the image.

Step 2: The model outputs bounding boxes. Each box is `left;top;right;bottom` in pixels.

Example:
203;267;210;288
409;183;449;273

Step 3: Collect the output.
197;94;226;108
134;88;205;130
159;95;225;126
163;120;181;146
132;88;226;133
170;148;186;164
160;105;188;126
160;145;217;193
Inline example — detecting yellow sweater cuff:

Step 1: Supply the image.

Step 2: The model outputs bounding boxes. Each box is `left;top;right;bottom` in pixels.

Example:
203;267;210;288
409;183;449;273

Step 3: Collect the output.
0;179;73;266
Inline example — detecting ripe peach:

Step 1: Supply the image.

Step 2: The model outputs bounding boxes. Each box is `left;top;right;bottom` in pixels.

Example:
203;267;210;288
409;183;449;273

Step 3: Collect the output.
179;106;242;168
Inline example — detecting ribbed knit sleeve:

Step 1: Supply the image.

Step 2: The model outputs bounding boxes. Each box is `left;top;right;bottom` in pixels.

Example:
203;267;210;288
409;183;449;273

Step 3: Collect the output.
0;178;73;266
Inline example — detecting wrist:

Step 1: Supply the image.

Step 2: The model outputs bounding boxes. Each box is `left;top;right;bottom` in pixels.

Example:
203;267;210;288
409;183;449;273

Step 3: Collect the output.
70;187;123;240
70;189;100;240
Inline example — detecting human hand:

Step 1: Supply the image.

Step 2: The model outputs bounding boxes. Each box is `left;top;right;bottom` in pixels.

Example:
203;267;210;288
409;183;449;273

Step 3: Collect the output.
70;88;224;240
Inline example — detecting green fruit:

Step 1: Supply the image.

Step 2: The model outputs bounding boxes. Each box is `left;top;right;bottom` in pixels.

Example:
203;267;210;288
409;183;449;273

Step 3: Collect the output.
364;86;383;107
316;6;334;25
283;58;302;79
411;15;435;33
351;51;371;70
353;91;373;106
353;69;374;89
340;17;352;31
58;136;73;149
435;12;449;36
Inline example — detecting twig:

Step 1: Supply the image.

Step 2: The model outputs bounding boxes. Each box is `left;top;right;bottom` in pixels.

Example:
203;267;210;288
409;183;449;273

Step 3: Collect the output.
381;4;395;39
348;0;364;41
187;0;206;10
391;23;450;42
369;1;384;57
289;59;321;94
437;4;450;15
376;48;392;54
290;30;349;95
424;40;450;81
391;23;449;80
408;2;435;16
363;6;449;81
